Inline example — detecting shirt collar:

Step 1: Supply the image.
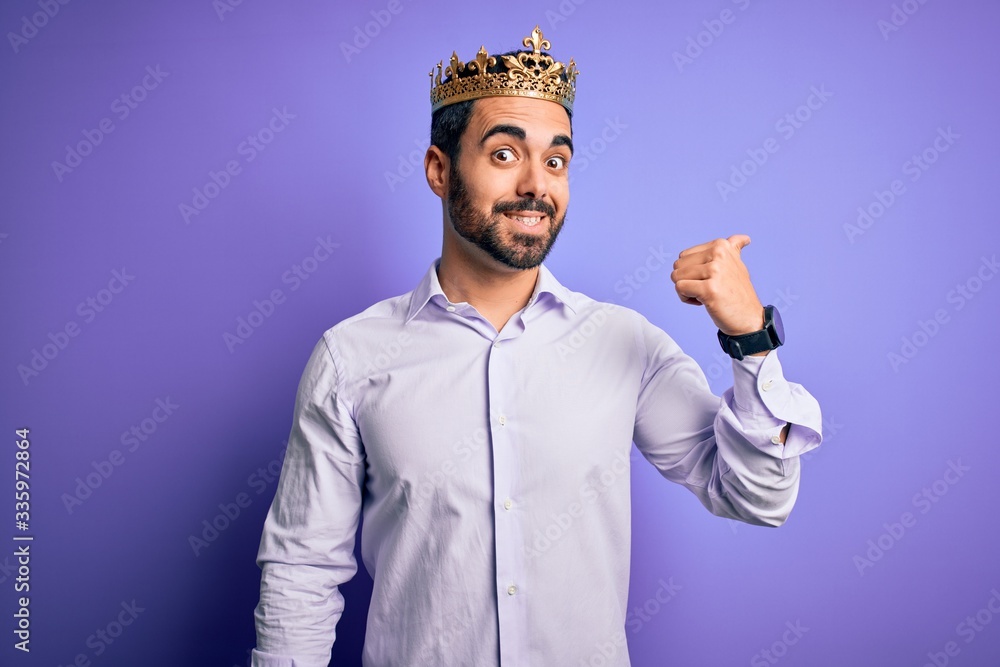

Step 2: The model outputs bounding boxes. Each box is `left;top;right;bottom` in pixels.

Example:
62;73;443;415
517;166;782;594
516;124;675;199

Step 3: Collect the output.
404;257;578;324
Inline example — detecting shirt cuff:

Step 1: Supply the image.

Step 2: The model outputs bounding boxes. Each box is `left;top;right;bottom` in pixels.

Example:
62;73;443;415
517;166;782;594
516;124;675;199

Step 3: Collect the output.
728;349;823;458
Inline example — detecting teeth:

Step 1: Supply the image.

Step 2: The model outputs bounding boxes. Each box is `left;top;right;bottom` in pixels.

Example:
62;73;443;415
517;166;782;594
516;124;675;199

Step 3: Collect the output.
509;214;541;226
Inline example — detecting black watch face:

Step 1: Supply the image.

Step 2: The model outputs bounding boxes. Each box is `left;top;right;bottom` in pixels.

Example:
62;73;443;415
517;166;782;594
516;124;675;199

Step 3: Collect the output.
769;306;785;345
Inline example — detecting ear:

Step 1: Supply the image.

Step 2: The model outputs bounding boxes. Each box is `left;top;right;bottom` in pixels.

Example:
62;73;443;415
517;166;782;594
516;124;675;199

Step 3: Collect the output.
424;145;449;199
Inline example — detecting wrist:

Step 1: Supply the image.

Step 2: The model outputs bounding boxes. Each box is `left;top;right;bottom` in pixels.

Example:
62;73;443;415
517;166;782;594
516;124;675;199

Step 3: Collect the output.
717;305;784;360
719;311;766;337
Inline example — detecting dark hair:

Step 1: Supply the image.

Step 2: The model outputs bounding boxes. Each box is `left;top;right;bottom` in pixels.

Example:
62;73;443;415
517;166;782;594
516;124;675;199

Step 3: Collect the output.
430;50;574;168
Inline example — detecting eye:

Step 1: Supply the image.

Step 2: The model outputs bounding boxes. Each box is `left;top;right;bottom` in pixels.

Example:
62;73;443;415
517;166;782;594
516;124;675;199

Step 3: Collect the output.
546;155;567;169
493;149;516;163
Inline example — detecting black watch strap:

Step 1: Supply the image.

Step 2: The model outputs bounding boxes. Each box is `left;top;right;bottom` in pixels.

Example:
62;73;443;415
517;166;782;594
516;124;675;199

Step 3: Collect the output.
717;305;784;360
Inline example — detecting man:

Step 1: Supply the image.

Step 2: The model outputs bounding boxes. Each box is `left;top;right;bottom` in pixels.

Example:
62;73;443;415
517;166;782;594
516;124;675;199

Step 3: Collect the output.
252;26;822;667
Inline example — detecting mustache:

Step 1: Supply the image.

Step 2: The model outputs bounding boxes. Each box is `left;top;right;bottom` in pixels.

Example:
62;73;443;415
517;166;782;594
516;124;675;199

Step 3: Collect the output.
493;199;555;219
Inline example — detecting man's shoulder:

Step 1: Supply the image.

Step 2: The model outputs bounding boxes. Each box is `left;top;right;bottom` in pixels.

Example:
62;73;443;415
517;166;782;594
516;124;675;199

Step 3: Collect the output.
554;280;646;326
555;278;683;353
322;288;413;342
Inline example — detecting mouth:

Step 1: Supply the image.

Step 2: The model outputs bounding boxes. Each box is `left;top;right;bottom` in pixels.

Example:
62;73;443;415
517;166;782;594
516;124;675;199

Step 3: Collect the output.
502;211;547;231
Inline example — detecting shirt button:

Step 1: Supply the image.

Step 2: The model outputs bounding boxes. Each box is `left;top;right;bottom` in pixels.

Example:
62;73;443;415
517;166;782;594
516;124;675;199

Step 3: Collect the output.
498;415;506;426
493;341;500;349
507;585;517;596
446;305;456;313
770;434;782;445
761;379;774;391
503;499;512;510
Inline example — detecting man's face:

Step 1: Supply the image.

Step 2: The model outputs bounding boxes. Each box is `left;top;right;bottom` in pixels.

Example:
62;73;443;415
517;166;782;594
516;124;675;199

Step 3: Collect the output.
446;97;573;270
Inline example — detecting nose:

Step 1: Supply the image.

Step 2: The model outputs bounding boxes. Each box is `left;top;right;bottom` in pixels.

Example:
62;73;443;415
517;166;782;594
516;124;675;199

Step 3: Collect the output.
515;156;548;202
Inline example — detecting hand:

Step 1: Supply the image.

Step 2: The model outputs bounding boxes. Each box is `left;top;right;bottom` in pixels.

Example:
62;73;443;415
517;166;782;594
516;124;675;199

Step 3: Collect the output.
670;235;765;336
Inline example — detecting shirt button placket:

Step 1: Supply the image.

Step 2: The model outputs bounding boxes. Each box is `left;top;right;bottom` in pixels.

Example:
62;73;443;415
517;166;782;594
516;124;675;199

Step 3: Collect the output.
487;334;524;664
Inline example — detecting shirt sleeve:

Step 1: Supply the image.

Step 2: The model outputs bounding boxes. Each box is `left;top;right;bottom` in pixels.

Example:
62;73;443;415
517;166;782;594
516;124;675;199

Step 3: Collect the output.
252;332;366;667
631;313;823;527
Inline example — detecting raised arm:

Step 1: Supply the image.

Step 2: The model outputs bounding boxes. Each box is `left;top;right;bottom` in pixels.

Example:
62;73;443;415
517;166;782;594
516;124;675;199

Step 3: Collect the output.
632;234;822;525
632;318;822;526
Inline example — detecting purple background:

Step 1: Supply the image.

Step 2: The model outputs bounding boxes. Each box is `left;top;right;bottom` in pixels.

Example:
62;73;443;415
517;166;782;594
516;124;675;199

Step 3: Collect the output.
2;1;999;665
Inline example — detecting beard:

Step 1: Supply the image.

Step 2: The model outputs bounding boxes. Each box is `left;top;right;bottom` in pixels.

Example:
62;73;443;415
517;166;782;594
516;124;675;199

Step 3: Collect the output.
446;161;566;270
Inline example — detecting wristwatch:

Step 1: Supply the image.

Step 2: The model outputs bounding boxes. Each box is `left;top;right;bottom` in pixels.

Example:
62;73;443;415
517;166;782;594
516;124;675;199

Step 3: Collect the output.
717;305;784;360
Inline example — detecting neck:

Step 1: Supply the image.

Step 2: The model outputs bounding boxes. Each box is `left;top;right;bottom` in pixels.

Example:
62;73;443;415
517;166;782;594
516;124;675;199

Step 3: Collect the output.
437;242;539;332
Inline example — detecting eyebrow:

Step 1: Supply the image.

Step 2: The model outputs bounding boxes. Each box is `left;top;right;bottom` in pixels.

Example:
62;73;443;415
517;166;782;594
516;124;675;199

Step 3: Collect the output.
551;134;574;155
480;123;574;155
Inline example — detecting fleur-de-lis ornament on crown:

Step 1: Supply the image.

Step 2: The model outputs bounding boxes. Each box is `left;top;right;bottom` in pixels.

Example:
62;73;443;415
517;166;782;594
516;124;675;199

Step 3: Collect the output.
429;25;579;113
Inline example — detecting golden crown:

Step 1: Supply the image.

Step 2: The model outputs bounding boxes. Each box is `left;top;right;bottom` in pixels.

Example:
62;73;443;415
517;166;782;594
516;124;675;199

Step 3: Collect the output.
429;26;579;113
